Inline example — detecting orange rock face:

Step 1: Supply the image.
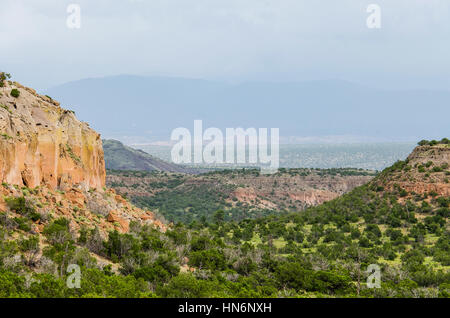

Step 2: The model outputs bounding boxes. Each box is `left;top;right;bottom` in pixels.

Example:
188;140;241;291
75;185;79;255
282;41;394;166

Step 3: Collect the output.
107;211;130;233
288;190;338;206
0;82;105;190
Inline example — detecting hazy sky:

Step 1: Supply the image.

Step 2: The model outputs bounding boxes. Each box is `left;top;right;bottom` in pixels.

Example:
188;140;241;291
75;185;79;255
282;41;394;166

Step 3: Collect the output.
1;0;450;90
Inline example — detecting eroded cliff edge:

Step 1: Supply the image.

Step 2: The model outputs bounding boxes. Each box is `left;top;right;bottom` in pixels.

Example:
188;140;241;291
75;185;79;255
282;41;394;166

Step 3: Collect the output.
0;81;105;190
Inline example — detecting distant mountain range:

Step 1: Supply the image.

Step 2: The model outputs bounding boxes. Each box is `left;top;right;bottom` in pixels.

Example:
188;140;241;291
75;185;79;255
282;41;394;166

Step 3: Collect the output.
103;139;198;174
45;75;450;142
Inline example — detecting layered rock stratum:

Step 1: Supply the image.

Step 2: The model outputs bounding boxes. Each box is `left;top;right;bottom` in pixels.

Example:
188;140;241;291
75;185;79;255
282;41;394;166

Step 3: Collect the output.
106;168;376;222
0;81;105;190
375;143;450;199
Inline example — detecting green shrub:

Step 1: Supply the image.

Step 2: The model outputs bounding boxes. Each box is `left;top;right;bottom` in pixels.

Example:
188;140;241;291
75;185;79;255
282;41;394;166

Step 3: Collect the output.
19;236;40;252
0;270;28;297
103;230;140;260
133;255;179;284
439;283;450;298
13;217;31;232
432;166;443;172
43;218;73;246
157;274;213;298
189;248;226;271
275;262;352;295
417;138;449;146
5;196;41;221
365;224;382;238
10;89;20;98
0;72;11;87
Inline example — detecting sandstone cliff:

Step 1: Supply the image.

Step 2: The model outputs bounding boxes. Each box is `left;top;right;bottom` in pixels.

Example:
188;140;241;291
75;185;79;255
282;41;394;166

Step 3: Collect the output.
0;79;165;235
0;81;105;190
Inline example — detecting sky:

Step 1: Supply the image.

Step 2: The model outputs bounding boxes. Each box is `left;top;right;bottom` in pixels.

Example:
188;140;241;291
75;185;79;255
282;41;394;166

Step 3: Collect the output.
1;0;450;90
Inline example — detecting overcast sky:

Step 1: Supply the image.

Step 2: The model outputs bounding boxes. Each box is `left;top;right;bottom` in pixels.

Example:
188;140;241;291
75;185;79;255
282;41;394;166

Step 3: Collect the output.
1;0;449;90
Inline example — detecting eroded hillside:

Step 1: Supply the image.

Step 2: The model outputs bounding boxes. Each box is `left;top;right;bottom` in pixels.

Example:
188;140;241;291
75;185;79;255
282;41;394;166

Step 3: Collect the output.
107;168;376;223
375;143;449;200
103;139;199;174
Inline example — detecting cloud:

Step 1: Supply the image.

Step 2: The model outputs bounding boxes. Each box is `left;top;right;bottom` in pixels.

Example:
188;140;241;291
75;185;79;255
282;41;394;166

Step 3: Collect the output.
1;0;449;89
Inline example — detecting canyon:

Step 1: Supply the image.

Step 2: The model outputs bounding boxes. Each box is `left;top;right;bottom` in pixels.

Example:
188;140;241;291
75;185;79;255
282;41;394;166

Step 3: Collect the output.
106;168;376;223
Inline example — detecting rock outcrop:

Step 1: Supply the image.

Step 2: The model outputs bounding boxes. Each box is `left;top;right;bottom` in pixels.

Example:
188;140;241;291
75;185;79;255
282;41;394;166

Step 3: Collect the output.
0;184;165;236
0;81;105;190
375;143;450;198
0;79;166;235
407;145;450;170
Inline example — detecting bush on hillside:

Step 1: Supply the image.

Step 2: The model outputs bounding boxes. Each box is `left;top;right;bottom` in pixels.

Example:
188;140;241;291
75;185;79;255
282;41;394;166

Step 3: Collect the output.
0;72;11;87
10;89;20;98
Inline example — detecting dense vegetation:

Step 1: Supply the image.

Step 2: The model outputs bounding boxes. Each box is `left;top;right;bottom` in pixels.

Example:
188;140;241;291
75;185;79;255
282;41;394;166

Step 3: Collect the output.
1;139;448;298
131;183;285;224
1;178;448;297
